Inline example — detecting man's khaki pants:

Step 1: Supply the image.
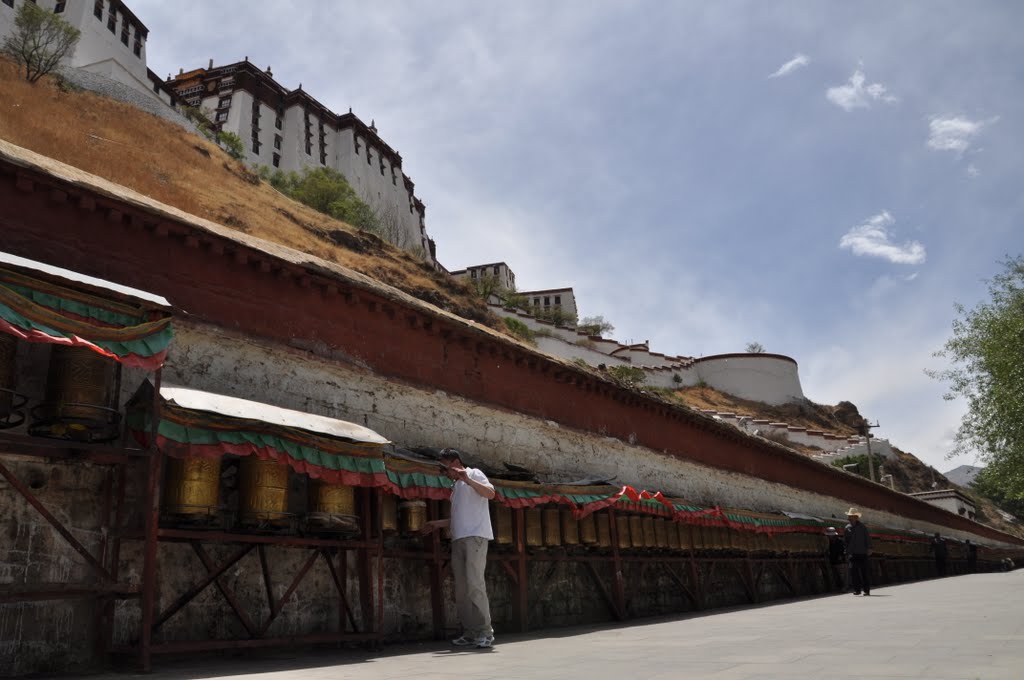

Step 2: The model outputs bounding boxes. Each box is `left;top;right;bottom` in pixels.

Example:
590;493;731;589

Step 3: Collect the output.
451;536;492;638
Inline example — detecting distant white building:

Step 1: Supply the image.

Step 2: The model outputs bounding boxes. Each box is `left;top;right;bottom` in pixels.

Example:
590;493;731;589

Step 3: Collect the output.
519;287;577;321
168;60;434;263
450;262;517;291
0;0;176;107
908;489;977;521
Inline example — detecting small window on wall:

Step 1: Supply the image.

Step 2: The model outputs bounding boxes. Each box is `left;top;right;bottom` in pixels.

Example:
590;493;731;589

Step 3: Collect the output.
272;153;280;168
215;111;228;122
94;0;103;19
273;135;281;150
55;1;67;13
121;23;129;46
108;11;116;33
2;0;13;7
133;38;142;57
275;117;282;130
218;97;231;109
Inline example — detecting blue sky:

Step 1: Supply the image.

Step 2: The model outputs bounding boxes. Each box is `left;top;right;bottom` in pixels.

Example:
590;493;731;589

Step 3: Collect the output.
134;1;1023;473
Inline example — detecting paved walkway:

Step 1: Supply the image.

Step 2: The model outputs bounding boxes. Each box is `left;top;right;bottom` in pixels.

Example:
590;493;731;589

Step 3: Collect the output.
91;570;1024;680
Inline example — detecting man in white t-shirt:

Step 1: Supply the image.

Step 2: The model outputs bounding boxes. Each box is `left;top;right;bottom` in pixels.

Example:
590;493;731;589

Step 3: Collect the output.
422;448;495;648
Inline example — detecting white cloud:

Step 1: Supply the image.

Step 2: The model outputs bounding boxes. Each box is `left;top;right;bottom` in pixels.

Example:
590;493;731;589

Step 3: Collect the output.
927;116;990;155
826;68;898;111
839;211;926;265
768;53;810;78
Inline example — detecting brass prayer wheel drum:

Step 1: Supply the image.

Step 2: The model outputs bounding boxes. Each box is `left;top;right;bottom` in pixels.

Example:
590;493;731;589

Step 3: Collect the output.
642;517;657;548
492;502;513;545
238;457;290;524
691;525;706;551
667;521;680;550
399;500;427;534
579;513;598;545
542;508;562;546
309;480;356;515
31;346;120;441
525;508;544;547
561;509;580;545
618;516;633;550
596;514;612;548
629;516;644;549
163;455;221;516
654;518;669;549
380;493;398;532
677;523;692;551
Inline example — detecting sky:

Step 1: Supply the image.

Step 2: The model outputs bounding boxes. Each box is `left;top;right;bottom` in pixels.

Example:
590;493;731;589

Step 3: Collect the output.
133;1;1024;473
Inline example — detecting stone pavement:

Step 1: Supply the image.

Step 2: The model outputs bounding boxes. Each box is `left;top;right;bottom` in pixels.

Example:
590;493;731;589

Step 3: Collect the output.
90;569;1024;680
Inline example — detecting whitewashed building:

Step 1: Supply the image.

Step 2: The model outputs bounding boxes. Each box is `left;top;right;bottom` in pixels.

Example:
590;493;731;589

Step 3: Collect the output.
449;262;518;291
0;0;176;107
909;489;978;521
168;60;434;262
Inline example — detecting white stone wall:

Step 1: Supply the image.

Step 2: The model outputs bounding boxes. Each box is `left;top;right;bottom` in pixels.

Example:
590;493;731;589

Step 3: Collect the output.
692;355;804;405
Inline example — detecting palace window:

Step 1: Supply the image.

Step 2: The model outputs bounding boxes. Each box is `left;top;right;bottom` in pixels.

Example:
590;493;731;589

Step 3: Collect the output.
107;9;116;33
275;117;282;130
54;1;67;13
252;140;261;154
555;295;561;305
273;135;281;150
121;22;129;46
133;37;142;58
94;0;103;19
493;266;500;276
272;153;280;168
215;111;228;122
218;97;231;109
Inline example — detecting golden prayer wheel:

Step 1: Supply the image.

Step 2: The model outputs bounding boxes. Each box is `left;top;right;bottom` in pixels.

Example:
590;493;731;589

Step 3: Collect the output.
525;508;544;547
309;480;356;514
654;518;669;549
561;509;580;545
238;457;290;524
597;514;612;548
399;500;427;534
163;455;221;516
730;529;746;552
667;521;680;550
579;513;598;545
618;516;633;550
493;502;514;545
380;493;398;532
693;525;708;551
31;346;119;441
677;523;693;551
543;508;562;547
0;334;18;421
642;517;657;549
629;516;644;549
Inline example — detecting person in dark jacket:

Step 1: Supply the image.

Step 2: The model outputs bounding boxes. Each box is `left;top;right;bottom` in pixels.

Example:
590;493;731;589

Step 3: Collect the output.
966;539;978;573
932;533;948;576
826;527;846;591
843;508;871;596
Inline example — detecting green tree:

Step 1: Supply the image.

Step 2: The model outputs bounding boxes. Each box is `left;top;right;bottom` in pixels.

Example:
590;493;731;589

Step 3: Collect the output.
261;166;381;232
578;315;614;337
971;467;1024;518
217;131;245;160
931;256;1024;500
2;1;81;84
607;365;646;388
746;341;765;353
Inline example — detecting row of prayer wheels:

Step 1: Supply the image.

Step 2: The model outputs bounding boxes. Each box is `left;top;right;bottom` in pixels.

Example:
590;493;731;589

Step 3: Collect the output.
163;455;430;534
491;504;828;554
873;539;930;558
0;339;121;439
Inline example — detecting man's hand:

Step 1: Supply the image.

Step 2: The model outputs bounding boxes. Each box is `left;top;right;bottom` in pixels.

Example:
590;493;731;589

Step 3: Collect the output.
420;519;449;535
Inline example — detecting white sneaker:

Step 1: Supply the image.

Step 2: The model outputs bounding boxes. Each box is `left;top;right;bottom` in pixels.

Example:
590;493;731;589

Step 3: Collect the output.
476;635;494;649
451;635;475;646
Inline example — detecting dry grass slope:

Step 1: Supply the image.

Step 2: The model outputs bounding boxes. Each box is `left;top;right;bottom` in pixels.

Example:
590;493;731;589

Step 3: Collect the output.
0;59;497;328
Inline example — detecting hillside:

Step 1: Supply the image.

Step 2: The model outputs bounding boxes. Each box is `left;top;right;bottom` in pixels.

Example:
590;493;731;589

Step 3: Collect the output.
0;59;497;329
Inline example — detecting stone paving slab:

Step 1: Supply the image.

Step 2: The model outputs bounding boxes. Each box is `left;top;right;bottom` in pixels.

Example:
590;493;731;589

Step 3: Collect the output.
82;570;1023;680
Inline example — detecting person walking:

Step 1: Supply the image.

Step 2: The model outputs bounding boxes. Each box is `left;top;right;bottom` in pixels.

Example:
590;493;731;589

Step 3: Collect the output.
422;448;496;649
826;527;846;591
843;508;871;596
931;532;948;577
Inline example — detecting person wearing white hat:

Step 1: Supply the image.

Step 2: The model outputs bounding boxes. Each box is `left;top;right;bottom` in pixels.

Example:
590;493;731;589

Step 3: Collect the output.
843;508;871;595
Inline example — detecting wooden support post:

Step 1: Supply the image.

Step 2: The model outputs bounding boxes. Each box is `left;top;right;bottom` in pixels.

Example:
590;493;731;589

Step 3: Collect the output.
357;488;374;635
139;370;164;672
607;508;627;618
427;499;445;639
514;508;528;633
